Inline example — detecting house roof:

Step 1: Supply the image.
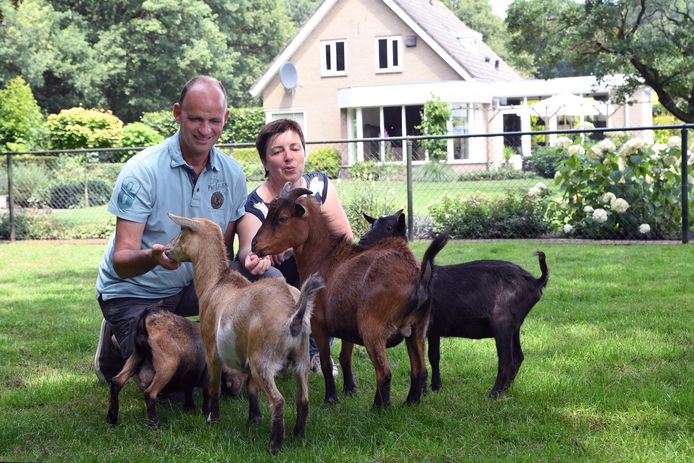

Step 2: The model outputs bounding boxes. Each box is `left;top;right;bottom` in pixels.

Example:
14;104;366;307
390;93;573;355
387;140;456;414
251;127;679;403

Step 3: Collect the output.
250;0;522;97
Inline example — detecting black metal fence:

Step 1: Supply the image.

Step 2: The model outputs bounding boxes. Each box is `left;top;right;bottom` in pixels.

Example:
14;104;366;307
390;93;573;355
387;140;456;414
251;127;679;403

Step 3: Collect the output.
1;124;691;242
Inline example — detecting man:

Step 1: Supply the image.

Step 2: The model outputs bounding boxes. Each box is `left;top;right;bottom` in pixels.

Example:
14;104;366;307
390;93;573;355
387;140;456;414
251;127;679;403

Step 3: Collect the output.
94;76;246;382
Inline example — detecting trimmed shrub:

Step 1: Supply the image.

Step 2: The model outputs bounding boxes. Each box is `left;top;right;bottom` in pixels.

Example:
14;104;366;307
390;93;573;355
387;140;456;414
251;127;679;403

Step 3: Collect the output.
12;163;52;207
306;147;341;178
529;146;568;178
429;189;551;239
120;122;164;157
140;111;178;138
458;168;536;181
221;107;265;144
230;147;259;163
47;108;124;150
48;179;112;209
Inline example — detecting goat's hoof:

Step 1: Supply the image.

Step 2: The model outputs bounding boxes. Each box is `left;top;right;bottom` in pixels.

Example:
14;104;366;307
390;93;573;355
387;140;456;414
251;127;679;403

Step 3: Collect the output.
343;385;357;396
248;415;262;425
106;413;117;426
431;383;441;392
488;389;503;399
148;419;160;429
323;396;339;405
270;444;282;454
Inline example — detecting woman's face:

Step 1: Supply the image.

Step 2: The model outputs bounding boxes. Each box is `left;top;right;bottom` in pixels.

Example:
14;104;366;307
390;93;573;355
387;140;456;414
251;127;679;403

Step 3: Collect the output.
263;129;305;184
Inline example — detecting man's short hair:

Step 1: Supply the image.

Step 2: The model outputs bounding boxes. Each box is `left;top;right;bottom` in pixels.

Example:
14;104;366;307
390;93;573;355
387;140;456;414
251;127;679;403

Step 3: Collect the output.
178;76;228;107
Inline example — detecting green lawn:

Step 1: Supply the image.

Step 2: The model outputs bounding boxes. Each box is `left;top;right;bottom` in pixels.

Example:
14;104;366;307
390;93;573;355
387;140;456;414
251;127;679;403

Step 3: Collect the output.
0;240;691;462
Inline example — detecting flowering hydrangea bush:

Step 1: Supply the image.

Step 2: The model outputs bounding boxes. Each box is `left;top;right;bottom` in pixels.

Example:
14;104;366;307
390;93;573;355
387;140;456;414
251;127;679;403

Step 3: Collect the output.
553;134;692;239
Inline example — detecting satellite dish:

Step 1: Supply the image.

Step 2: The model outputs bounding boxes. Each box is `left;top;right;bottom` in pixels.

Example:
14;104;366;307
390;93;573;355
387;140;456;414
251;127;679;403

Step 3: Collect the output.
279;62;298;92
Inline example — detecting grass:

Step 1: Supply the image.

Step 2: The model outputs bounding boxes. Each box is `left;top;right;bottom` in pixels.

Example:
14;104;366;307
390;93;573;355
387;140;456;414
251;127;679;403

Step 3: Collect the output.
0;240;692;462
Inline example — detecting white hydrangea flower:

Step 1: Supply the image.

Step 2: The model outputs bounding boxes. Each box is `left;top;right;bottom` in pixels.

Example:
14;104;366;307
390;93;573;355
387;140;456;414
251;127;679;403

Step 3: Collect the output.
575;121;595;130
567;145;585;156
611;197;629;213
667;136;681;149
618;137;648;157
554;170;561;179
639;223;651;234
589;139;616;159
601;192;616;204
563;224;574;234
583;205;594;213
528;186;541;197
606;130;625;139
556;136;572;149
592;208;608;223
652;143;668;153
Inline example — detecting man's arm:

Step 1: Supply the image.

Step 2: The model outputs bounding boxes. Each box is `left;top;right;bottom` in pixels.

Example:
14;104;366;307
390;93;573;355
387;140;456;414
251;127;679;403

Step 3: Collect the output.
112;217;179;279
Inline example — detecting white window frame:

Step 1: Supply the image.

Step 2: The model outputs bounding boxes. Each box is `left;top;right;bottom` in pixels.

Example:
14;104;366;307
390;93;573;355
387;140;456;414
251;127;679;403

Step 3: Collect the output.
374;36;402;73
321;39;347;77
268;111;306;137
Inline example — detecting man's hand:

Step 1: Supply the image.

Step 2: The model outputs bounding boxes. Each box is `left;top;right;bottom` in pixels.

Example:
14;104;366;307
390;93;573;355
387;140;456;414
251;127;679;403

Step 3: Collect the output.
152;243;180;270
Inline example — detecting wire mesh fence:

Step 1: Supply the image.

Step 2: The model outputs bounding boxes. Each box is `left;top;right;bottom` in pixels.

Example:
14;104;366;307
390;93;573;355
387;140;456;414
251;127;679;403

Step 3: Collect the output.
1;125;691;242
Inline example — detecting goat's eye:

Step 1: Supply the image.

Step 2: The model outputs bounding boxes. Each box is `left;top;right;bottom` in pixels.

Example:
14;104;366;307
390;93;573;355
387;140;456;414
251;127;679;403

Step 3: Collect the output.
278;216;288;224
386;226;393;232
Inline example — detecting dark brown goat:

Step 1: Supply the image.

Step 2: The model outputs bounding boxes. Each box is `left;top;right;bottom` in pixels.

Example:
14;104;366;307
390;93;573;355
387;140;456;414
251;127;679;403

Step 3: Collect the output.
106;307;209;428
360;211;549;397
251;184;446;408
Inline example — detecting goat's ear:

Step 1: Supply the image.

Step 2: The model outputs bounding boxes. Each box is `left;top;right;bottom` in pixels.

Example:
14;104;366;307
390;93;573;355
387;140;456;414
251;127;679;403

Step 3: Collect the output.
363;212;376;224
168;213;199;232
294;202;307;217
396;210;406;229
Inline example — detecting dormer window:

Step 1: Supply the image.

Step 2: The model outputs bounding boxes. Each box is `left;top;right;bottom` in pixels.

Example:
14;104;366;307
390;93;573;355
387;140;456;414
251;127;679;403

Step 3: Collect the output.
321;39;347;77
375;36;402;73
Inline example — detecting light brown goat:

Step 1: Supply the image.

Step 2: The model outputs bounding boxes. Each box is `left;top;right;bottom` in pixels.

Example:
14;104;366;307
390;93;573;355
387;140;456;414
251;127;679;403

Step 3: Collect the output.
106;307;210;428
166;213;323;453
251;185;446;408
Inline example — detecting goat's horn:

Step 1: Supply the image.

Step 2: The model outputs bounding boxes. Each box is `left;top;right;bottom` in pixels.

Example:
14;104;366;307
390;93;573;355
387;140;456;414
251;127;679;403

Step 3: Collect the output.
279;182;313;202
168;213;200;232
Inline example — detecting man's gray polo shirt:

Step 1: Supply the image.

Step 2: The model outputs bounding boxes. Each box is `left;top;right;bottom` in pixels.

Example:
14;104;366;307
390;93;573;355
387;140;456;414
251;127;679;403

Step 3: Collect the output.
96;132;246;301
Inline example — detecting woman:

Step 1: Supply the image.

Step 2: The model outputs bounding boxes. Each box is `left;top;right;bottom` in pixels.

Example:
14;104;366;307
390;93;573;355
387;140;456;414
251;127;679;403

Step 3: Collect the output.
236;119;352;374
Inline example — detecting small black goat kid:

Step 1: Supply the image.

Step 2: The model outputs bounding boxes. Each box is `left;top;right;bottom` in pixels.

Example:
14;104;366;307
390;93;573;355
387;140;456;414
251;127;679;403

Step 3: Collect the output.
361;210;549;397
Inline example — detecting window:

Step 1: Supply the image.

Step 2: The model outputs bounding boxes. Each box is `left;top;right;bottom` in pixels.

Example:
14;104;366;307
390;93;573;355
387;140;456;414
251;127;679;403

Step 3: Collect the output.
375;36;402;73
321;40;347;76
269;112;305;134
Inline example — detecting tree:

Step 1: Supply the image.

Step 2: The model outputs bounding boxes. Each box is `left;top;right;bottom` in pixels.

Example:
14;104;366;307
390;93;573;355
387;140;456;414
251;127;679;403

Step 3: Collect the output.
0;76;45;151
96;0;237;122
0;0;107;114
208;0;295;107
507;0;694;123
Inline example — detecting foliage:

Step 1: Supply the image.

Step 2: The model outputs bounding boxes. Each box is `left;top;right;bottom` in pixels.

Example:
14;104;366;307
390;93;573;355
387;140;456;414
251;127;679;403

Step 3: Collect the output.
119;122;165;160
429;188;552;239
237;160;266;181
47;108;124;150
413;161;457;182
306;147;341;179
552;135;690;239
10;162;52;207
140;110;178;138
230;147;259;163
457;168;536;181
417;96;451;161
0;209;63;239
47;179;112;209
528;146;569;178
220;107;266;144
343;180;400;238
0;0;107;115
507;0;694;123
349;161;382;181
0;76;46;151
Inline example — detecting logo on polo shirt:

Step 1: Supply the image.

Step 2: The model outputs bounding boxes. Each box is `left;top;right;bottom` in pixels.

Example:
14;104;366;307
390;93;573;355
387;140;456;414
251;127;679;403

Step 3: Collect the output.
117;177;141;211
211;191;224;209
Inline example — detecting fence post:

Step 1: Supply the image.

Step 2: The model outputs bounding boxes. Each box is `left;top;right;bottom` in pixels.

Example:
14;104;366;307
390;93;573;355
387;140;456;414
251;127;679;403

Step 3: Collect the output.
7;154;15;242
682;127;689;244
406;139;414;241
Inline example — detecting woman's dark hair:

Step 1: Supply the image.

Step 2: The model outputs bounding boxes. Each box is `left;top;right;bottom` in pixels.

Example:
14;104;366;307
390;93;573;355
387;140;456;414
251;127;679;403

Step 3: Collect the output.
255;119;306;177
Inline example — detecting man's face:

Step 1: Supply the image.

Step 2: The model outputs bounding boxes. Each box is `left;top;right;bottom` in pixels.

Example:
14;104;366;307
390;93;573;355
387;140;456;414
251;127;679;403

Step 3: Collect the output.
173;83;229;160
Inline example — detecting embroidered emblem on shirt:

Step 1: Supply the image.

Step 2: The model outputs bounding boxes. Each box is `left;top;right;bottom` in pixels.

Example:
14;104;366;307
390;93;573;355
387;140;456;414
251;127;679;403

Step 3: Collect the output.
211;191;224;209
117;176;141;211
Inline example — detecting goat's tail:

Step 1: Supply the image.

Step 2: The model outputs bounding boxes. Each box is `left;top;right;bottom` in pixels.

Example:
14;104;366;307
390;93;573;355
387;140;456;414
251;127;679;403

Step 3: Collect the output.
405;231;449;316
133;302;165;361
534;250;549;288
288;273;325;337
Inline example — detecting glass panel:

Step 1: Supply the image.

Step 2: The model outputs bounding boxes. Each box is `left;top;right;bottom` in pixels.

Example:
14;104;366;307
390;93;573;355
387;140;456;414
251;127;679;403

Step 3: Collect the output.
392;40;398;67
336;42;345;71
378;39;387;69
325;44;331;70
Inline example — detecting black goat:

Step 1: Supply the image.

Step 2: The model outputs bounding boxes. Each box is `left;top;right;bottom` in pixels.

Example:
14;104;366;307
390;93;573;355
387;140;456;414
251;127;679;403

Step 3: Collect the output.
360;211;549;397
